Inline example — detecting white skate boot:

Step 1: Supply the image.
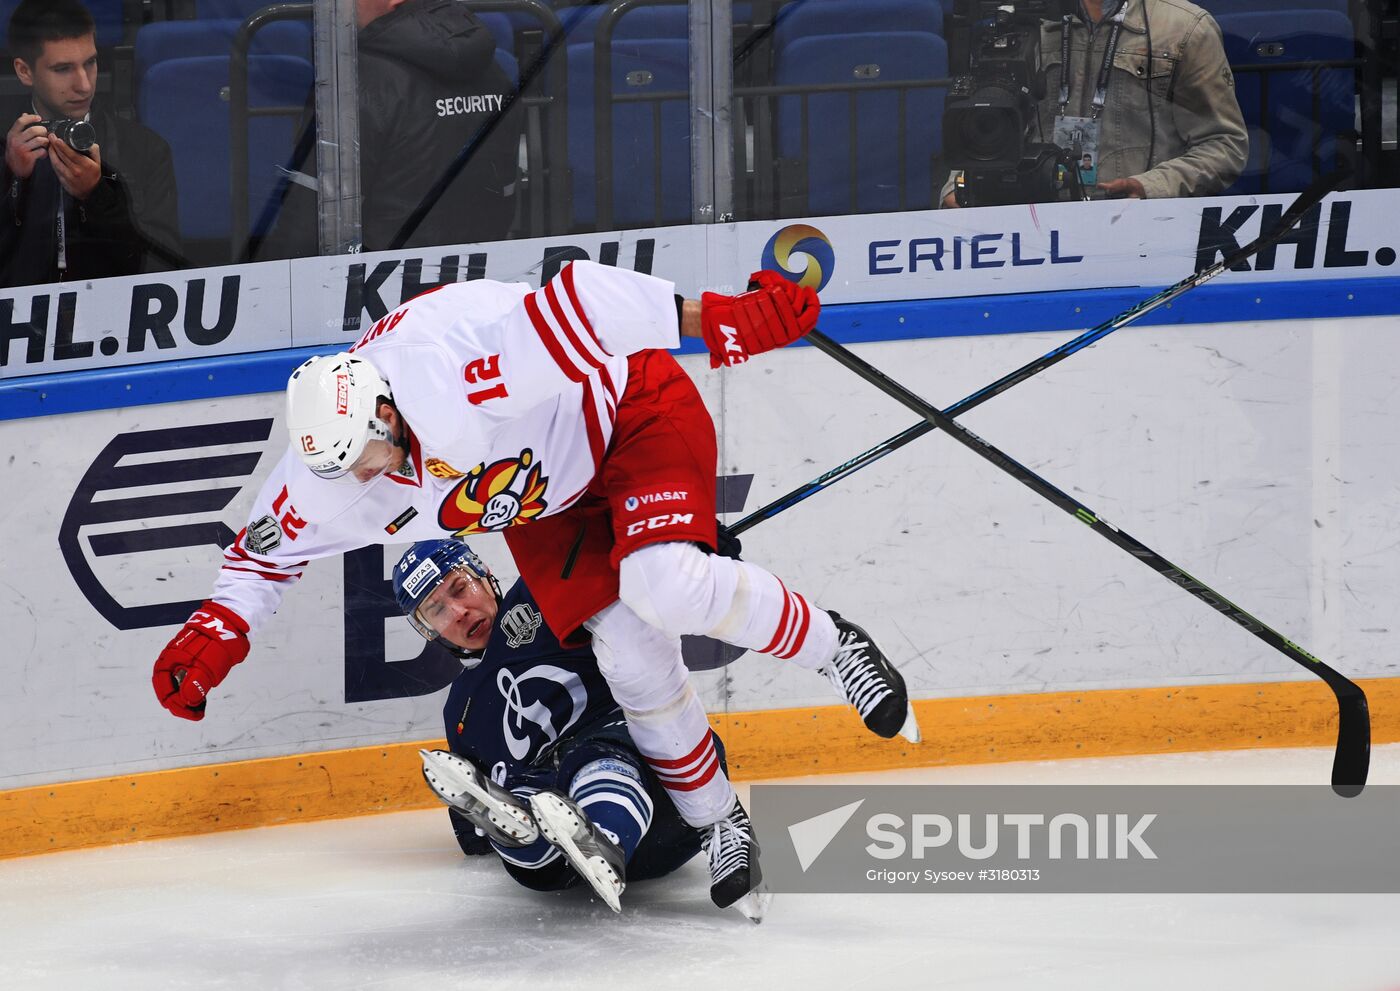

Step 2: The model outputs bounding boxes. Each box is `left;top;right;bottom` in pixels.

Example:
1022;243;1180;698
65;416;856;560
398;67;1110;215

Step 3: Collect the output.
419;749;538;847
528;790;627;913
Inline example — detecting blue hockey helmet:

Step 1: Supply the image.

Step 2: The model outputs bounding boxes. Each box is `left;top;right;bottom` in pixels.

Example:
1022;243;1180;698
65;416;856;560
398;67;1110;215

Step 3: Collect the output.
392;539;503;661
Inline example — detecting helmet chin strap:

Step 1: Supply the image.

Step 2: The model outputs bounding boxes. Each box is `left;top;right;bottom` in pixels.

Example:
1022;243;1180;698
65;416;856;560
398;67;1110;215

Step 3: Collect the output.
439;639;486;667
379;398;412;455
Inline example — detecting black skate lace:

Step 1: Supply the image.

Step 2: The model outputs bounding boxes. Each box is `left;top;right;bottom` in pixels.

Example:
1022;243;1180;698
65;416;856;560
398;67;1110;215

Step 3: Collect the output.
705;808;752;882
828;630;893;717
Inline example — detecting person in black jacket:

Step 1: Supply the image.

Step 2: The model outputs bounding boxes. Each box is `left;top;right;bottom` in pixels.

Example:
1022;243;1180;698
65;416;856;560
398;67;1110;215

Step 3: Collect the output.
263;0;520;257
0;0;181;289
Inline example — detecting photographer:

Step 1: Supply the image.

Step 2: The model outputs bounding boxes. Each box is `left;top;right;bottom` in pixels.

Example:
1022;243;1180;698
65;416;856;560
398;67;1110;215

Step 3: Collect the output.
0;0;180;288
942;0;1247;206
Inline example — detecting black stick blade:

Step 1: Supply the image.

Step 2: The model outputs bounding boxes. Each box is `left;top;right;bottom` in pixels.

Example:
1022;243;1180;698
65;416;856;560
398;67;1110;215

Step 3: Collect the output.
1331;686;1371;798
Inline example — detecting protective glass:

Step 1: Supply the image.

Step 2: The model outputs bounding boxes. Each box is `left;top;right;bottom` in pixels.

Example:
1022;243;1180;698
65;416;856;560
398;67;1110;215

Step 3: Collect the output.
409;562;497;646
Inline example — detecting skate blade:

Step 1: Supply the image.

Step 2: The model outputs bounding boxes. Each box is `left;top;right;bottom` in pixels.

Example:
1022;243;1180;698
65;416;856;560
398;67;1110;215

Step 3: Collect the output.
529;793;624;914
419;750;537;843
898;705;921;744
731;888;773;924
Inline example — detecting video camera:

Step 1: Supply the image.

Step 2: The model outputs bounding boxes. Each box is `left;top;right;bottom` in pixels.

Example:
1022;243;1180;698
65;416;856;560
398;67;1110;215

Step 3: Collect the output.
944;0;1085;207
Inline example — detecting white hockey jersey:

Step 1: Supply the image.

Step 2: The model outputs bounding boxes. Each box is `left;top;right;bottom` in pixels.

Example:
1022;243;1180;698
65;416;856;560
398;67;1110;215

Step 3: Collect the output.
213;261;680;635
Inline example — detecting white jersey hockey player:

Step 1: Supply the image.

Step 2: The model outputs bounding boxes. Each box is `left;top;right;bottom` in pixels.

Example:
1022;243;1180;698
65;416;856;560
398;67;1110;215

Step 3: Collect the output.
151;261;921;910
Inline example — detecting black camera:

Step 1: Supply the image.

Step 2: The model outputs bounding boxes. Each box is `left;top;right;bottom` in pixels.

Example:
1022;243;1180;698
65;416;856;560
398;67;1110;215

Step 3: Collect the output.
37;118;97;153
944;0;1080;207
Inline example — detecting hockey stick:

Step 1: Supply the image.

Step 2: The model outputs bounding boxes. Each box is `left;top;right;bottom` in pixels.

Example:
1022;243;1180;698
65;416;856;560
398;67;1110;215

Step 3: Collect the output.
803;326;1370;796
724;167;1348;539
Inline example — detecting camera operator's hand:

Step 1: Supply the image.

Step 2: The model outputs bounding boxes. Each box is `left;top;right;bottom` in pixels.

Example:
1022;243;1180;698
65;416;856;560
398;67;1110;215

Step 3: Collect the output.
49;135;101;201
5;114;49;180
941;192;961;209
1097;177;1146;199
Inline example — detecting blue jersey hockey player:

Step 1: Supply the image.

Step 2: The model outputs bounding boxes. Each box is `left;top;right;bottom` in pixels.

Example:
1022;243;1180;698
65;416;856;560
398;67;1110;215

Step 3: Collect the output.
393;538;766;921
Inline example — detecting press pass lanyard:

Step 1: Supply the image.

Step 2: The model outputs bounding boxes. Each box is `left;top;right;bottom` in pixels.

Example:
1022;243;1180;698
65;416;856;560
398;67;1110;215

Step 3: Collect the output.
56;189;67;275
1059;1;1130;119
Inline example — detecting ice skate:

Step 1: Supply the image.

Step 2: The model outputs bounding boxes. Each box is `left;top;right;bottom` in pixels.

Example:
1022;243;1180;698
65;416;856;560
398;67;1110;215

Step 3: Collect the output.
528;790;627;913
702;798;769;922
419;749;538;847
823;612;920;743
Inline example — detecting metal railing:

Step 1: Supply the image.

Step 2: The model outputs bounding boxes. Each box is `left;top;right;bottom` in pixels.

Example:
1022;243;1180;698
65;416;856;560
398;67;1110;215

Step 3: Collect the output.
229;2;313;262
227;0;568;260
219;0;1394;248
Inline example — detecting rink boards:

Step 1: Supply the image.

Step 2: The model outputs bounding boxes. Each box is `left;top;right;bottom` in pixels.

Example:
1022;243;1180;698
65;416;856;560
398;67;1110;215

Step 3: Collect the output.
5;197;1400;855
4;315;1400;853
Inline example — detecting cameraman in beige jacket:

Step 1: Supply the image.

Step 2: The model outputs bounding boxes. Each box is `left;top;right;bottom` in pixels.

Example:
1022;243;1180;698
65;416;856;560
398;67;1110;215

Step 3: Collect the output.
943;0;1248;205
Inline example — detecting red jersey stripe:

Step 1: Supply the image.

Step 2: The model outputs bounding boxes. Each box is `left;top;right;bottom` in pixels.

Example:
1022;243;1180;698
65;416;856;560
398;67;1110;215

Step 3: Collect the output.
220;564;302;582
544;279;606;372
226;530;307;569
559;262;606;355
597;361;619;411
524;291;587;382
580;377;606;475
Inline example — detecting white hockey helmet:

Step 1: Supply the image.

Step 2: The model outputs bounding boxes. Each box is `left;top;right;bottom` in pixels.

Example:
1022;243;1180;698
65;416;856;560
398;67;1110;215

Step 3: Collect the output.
286;352;394;480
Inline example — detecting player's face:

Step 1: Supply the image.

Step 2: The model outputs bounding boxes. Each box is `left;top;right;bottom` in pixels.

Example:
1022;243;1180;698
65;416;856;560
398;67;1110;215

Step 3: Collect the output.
347;438;402;482
415;566;498;651
347;406;407;482
16;35;98;120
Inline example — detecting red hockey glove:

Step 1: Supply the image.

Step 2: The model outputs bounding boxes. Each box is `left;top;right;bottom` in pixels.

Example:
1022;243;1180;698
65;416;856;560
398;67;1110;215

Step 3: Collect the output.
699;270;820;368
152;601;251;721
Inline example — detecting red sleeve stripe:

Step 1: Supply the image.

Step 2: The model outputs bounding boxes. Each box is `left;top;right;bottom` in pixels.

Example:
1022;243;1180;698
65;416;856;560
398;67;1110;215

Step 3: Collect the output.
222;556;305;576
544;277;609;370
559;262;606;355
524;291;587;383
580;377;606;475
226;533;306;569
220;564;302;582
597;361;619;413
223;551;304;570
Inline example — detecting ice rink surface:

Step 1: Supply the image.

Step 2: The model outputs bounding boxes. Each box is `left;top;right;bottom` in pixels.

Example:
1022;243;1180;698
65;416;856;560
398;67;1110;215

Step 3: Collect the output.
5;745;1399;991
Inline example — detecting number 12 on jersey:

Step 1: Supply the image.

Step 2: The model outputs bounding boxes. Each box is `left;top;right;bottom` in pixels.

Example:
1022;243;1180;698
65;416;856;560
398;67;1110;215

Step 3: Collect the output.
464;354;509;406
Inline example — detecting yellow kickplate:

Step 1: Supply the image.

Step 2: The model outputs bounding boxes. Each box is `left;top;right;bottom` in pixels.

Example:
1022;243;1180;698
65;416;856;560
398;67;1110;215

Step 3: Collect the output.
3;676;1397;859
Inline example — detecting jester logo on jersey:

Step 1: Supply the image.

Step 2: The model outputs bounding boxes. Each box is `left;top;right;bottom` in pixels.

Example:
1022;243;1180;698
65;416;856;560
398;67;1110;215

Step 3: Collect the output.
438;448;549;534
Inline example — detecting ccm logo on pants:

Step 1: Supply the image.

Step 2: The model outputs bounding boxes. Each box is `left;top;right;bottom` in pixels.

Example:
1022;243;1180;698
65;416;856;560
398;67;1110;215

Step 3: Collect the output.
626;512;694;536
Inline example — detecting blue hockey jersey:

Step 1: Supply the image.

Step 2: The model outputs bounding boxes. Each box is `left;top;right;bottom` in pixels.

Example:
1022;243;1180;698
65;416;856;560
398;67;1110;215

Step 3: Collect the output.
441;579;619;782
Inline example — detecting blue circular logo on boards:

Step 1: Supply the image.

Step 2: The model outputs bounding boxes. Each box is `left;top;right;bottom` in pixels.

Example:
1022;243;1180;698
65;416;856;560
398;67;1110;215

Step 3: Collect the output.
761;224;835;292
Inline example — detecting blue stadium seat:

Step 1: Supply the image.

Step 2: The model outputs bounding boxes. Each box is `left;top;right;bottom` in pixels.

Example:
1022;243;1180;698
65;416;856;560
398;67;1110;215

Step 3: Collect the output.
564;4;692;229
773;28;948;215
476;11;517;54
135;18;310;73
772;0;944;49
136;20;312;242
495;45;519;86
1216;9;1355;194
